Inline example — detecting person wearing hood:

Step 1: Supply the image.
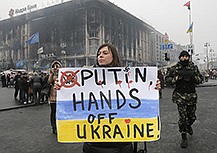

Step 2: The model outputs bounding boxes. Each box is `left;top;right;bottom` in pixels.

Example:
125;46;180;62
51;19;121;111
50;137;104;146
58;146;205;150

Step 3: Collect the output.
48;60;62;134
165;50;203;148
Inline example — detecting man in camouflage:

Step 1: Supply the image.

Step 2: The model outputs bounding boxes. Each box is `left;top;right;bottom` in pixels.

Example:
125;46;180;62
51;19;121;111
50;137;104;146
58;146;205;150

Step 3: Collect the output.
165;50;203;148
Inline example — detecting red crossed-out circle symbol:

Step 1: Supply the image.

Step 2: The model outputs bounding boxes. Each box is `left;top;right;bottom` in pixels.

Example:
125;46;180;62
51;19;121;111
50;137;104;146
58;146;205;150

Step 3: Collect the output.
60;70;80;88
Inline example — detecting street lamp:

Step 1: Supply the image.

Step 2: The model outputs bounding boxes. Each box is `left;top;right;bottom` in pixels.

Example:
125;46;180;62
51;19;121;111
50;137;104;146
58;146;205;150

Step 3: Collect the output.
61;50;66;67
60;42;67;67
204;42;210;71
209;49;214;69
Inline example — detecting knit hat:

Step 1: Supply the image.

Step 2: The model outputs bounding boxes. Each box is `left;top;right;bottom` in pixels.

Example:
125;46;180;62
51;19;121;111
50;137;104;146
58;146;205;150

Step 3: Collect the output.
179;50;190;59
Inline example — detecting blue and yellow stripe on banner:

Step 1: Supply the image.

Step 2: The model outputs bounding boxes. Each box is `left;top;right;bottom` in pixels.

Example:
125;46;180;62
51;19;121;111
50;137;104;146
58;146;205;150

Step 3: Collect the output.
57;99;160;142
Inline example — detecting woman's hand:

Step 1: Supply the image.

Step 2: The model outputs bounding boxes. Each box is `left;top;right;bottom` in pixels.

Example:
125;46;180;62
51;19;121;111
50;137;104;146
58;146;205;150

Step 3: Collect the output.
155;79;161;90
54;79;61;90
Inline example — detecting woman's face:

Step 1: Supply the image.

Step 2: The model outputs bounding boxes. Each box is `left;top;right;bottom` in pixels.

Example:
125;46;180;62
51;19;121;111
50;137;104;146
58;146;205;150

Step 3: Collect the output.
97;46;113;66
53;63;61;72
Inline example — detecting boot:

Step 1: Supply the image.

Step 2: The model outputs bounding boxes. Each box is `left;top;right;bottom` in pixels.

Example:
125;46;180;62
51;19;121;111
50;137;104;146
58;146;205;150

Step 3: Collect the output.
187;125;193;135
180;133;188;148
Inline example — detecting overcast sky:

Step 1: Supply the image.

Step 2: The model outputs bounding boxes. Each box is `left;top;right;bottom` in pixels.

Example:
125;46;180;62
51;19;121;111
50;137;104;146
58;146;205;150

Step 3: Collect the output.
0;0;216;58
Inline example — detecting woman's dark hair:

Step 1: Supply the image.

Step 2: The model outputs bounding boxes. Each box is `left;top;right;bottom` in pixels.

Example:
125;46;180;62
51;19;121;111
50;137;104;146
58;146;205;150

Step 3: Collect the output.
96;43;122;67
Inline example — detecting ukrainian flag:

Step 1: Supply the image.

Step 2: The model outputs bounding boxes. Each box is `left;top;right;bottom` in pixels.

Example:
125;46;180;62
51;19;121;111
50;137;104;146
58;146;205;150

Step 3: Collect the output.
187;22;193;33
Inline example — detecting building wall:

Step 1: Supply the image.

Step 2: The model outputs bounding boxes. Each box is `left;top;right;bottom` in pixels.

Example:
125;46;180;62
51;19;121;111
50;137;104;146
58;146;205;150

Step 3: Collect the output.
0;0;183;70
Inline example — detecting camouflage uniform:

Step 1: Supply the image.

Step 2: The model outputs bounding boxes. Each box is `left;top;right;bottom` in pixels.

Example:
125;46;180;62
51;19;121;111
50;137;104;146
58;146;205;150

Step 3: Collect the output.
166;61;203;133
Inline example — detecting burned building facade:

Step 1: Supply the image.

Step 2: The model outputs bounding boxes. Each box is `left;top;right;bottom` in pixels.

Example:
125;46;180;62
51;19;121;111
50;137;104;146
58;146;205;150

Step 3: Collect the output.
0;0;166;70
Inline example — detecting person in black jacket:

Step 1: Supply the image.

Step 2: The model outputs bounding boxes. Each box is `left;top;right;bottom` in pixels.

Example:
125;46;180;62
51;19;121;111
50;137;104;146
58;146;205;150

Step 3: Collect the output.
1;73;7;87
19;73;29;104
165;51;203;148
157;69;164;98
14;72;21;100
41;72;49;103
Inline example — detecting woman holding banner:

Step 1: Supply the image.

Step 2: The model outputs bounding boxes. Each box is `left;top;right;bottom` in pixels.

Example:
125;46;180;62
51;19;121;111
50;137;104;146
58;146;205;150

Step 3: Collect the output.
55;44;133;152
55;43;161;153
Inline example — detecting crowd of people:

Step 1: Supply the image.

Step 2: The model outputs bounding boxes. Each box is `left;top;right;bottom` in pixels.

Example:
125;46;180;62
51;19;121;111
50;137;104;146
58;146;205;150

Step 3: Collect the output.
0;71;16;88
209;69;217;79
1;70;49;105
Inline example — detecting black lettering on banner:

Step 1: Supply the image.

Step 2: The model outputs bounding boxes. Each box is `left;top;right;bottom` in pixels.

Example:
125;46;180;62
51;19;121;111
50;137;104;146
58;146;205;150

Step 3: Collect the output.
88;92;99;111
77;124;87;139
103;125;112;139
113;124;124;138
125;73;129;83
147;123;154;137
157;116;160;138
100;90;112;109
87;114;96;124
129;88;141;109
95;69;106;85
98;114;106;124
81;70;93;86
116;90;126;109
91;125;100;139
135;68;146;82
73;92;84;111
108;69;122;84
108;113;117;124
134;124;144;138
127;124;130;137
76;123;155;140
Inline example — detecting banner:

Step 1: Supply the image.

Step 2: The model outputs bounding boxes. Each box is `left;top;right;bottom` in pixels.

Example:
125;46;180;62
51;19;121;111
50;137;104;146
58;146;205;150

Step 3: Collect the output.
187;22;193;33
57;67;160;142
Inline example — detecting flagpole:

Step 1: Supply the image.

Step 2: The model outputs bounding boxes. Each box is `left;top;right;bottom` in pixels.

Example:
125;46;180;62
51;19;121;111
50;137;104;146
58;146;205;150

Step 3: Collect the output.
38;37;40;69
189;0;193;55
